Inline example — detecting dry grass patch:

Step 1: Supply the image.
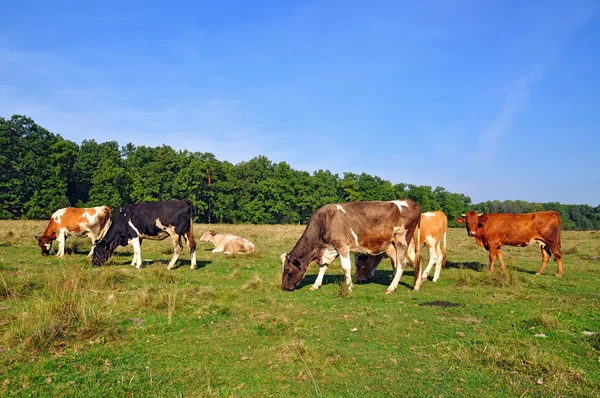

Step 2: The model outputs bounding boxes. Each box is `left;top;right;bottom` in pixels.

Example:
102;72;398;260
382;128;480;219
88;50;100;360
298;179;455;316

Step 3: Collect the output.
3;265;119;354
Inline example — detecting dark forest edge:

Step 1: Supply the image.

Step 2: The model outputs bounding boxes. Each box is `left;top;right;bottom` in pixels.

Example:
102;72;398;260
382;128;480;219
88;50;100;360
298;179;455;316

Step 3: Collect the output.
2;115;599;230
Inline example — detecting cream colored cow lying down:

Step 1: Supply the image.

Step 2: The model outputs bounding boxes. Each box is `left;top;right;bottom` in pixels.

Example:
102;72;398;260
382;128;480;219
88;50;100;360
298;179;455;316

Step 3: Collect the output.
200;230;256;254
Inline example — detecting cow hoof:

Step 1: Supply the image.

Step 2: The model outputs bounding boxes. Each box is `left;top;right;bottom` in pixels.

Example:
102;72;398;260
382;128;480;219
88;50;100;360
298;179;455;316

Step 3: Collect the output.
190;265;197;270
556;273;563;278
309;286;320;291
385;289;394;295
535;272;541;276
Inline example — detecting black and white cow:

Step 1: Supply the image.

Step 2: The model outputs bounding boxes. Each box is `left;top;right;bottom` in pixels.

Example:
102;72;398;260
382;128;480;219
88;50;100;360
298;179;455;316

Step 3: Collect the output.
92;199;197;269
281;200;422;293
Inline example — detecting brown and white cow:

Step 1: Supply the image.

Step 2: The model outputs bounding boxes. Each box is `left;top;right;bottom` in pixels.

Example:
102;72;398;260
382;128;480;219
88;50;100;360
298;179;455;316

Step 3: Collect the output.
356;211;447;283
455;211;563;276
281;200;422;293
35;206;112;257
200;230;256;254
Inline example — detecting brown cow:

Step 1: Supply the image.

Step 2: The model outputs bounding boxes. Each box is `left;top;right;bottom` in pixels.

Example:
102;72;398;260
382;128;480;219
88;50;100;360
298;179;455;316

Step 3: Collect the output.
455;211;563;276
200;230;256;254
281;200;422;293
35;206;112;257
356;211;447;283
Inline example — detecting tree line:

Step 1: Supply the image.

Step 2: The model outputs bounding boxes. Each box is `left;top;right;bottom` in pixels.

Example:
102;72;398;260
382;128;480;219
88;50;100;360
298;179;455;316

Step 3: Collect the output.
2;115;599;230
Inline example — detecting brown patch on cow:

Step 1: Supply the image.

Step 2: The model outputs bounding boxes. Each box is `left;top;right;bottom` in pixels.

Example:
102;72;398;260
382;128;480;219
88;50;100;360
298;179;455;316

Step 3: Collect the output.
86;208;97;216
418;301;460;307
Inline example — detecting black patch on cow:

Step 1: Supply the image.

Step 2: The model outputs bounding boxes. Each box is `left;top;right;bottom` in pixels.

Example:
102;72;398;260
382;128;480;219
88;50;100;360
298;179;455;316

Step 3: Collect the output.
418;301;461;307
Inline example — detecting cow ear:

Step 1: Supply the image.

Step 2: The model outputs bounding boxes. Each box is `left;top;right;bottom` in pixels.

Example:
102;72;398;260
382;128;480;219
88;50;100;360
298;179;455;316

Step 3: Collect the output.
50;231;57;239
455;217;465;224
35;235;39;241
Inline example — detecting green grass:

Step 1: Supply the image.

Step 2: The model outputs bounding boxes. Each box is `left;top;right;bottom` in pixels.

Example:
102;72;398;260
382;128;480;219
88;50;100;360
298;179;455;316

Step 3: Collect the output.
0;221;599;397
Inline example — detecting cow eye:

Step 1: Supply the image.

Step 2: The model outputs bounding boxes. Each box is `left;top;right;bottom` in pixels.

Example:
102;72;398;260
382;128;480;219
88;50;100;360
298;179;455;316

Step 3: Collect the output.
477;222;484;228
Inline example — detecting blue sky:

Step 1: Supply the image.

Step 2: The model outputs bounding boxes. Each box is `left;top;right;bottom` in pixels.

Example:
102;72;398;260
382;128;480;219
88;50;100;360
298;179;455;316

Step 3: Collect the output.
1;0;599;205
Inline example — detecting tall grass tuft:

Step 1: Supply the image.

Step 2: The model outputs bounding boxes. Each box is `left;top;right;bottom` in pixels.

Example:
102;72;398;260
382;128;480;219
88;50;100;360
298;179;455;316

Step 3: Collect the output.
6;265;118;353
455;268;520;288
336;277;352;298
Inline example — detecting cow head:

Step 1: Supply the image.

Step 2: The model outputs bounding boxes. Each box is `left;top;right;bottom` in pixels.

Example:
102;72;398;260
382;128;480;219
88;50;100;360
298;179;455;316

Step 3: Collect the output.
455;211;484;237
200;230;216;242
91;209;129;266
92;239;111;266
355;254;383;283
281;253;305;291
35;232;56;256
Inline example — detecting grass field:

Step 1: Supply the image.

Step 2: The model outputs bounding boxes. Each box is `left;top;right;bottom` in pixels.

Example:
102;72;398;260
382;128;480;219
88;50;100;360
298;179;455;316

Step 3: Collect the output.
1;220;599;397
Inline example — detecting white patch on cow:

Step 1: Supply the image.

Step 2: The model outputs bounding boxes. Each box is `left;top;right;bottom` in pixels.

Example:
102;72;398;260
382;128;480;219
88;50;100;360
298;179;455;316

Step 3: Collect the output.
52;208;66;224
44;243;51;251
528;238;546;248
425;235;436;246
128;221;142;237
423;212;435;217
391;200;409;212
336;205;346;213
130;237;142;268
320;248;338;265
350;229;359;246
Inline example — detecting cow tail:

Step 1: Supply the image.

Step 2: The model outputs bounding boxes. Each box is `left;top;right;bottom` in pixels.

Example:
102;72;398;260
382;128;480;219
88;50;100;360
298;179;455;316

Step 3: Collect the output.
413;216;422;284
442;230;447;268
188;201;196;250
99;206;112;241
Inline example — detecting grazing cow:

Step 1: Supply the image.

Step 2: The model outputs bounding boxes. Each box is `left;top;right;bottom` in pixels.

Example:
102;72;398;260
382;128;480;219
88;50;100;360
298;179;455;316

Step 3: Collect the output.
281;200;422;293
356;211;448;283
35;206;111;257
455;211;563;276
92;199;196;270
200;230;256;254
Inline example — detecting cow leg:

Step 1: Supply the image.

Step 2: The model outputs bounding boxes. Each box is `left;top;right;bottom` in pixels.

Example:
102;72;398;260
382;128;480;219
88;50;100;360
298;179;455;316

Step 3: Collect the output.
432;242;443;282
130;237;143;269
496;248;507;273
548;242;563;277
488;247;497;272
421;243;437;281
386;245;407;294
310;265;328;290
339;253;353;291
183;230;197;270
87;233;97;257
167;235;183;270
56;231;66;257
535;246;551;276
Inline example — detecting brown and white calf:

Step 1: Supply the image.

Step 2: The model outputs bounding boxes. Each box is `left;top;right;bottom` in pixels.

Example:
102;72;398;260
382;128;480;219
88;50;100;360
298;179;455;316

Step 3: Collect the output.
35;206;112;257
281;200;422;293
455;211;563;276
356;211;447;283
200;230;256;254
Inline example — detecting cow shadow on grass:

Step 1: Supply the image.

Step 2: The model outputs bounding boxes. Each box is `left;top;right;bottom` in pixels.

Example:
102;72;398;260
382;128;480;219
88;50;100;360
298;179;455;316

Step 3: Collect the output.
510;266;537;275
103;256;211;270
444;260;487;272
297;270;417;291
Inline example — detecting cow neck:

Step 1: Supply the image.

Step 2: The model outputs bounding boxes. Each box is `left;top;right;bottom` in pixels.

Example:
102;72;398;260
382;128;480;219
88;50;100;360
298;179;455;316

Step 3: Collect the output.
42;222;58;240
289;226;320;271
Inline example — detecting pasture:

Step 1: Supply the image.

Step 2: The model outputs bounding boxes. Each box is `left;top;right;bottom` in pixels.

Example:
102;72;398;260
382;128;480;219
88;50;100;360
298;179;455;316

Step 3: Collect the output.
1;220;599;397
